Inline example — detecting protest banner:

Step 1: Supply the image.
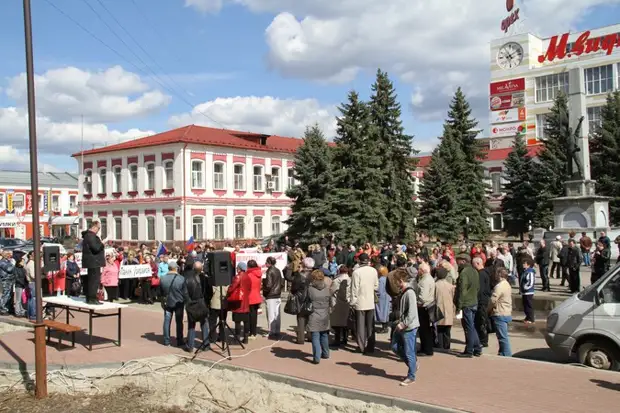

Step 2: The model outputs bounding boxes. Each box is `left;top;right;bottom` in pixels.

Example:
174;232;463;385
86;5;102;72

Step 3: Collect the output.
235;252;287;277
118;264;153;279
74;248;116;275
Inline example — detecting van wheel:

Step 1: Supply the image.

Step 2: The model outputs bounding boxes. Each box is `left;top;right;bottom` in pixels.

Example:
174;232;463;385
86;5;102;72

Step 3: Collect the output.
578;340;620;371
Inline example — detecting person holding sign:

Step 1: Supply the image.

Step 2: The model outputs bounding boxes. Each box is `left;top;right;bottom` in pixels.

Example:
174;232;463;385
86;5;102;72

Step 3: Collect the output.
81;220;107;305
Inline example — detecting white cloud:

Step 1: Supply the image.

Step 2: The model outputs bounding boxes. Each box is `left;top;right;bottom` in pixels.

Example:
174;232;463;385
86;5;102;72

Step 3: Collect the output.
0;145;60;172
168;96;337;138
184;0;223;13
5;66;170;123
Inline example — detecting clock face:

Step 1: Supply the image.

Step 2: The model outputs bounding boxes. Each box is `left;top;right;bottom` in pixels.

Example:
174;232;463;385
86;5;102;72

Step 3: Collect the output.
497;42;524;69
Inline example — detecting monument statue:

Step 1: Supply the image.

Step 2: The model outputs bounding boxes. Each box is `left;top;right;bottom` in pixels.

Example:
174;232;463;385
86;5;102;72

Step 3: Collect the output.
558;102;584;179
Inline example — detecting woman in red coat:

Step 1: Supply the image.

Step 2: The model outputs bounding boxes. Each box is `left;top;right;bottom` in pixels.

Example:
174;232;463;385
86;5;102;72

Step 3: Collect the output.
227;261;251;344
246;260;263;340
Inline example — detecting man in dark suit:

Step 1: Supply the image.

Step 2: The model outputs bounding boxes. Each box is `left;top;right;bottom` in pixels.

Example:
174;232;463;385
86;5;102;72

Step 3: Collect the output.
81;220;107;305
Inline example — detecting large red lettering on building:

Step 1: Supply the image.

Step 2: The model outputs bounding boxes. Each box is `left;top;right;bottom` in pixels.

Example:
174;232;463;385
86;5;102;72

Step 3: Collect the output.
538;31;620;63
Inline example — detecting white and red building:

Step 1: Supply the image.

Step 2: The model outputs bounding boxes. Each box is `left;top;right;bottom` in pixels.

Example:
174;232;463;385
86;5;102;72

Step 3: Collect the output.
0;171;79;240
73;125;301;243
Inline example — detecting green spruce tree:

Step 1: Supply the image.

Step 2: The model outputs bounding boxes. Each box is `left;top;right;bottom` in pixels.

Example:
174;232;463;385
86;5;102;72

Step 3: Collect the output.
418;126;467;241
590;91;620;225
501;134;538;239
285;125;339;244
368;69;418;242
332;91;388;244
445;88;489;239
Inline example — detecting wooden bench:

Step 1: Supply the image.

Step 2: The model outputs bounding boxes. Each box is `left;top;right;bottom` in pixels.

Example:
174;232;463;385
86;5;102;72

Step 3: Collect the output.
32;320;82;349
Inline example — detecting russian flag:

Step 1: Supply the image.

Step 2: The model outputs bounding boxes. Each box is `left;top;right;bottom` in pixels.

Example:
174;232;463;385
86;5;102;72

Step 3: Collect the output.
156;241;168;257
186;235;196;252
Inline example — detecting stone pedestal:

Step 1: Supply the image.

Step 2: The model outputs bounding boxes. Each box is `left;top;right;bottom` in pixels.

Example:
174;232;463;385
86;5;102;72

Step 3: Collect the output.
552;179;610;231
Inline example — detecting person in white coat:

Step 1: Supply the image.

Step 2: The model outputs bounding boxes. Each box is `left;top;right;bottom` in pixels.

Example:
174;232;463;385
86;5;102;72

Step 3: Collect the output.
347;253;378;354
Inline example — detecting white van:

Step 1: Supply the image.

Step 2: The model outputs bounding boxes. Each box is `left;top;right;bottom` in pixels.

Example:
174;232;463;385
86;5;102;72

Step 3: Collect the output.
545;262;620;371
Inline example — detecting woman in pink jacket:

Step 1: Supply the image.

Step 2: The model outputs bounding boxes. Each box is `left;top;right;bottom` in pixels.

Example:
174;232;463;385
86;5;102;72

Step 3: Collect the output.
101;254;120;302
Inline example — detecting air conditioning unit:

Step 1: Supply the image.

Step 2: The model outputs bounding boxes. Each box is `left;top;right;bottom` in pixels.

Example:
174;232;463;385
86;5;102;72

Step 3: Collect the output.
267;181;275;190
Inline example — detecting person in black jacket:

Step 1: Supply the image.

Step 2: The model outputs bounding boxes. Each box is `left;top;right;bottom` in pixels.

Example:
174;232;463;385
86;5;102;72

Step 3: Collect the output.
81;221;107;305
472;257;491;347
12;250;28;317
591;241;611;284
535;240;550;292
184;261;209;352
263;256;283;338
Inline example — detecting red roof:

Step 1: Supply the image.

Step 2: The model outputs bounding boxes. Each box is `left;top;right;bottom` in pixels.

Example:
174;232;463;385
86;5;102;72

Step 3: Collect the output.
414;144;543;169
71;125;305;157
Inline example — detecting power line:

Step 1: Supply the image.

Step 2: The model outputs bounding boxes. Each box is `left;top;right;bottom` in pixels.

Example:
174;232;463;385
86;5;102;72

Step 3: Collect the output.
42;0;227;129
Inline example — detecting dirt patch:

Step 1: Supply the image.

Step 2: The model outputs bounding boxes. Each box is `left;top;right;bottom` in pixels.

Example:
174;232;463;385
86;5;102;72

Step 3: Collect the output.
0;320;30;335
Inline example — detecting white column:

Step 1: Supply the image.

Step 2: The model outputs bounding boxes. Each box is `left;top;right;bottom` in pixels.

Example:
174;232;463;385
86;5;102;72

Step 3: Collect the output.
155;152;163;194
138;154;145;193
226;207;234;240
226;153;233;196
138;210;146;240
247;209;255;239
206;208;214;240
107;212;114;239
245;155;253;195
206;152;214;196
122;210;129;241
155;209;164;240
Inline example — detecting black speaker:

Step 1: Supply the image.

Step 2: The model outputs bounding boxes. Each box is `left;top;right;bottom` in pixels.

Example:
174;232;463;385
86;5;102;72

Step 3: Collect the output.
43;245;61;272
207;251;234;286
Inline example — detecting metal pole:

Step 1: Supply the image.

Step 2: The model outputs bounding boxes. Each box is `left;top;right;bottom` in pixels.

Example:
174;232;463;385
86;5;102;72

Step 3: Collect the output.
23;0;47;398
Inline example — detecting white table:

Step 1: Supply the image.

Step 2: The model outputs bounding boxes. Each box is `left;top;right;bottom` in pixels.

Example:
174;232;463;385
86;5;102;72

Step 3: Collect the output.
42;296;127;351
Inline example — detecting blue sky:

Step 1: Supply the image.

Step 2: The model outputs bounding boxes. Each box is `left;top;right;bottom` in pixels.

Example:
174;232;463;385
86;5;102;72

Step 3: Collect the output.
0;0;619;171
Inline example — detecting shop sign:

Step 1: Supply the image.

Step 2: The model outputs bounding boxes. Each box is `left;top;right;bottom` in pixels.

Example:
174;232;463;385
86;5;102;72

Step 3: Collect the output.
0;221;18;228
43;191;49;213
490;78;525;95
489;92;525;110
490;121;527;138
538;31;620;63
26;193;32;212
6;190;14;214
501;3;519;33
490;107;526;124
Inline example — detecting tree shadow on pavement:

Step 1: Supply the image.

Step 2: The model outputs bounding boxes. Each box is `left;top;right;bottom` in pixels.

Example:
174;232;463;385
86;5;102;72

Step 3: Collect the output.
336;361;403;381
591;379;620;391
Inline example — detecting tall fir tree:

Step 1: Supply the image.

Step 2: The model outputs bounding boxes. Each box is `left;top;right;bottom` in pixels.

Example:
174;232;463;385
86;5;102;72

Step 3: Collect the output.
332;91;389;244
285;125;339;244
445;88;489;239
418;126;467;241
500;134;538;239
531;92;571;228
590;91;620;226
368;69;418;241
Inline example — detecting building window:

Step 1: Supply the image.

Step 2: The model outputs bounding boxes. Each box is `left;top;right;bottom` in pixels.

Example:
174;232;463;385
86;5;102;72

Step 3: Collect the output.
13;193;25;209
254;216;263;239
146;216;155;240
51;195;59;211
164;216;174;241
99;168;107;194
128;164;138;192
84;170;92;194
145;163;155;190
213;163;225;190
214;216;225;240
271;167;280;191
234;164;245;190
69;195;77;209
191;160;204;188
535;72;569;103
100;218;107;239
192;216;204;240
164;161;174;189
587;106;603;133
113;167;122;192
114;218;122;240
234;216;245;239
491;172;502;195
130;217;138;240
536;114;549;140
585;64;614;95
253;166;263;191
271;216;281;235
491;213;503;232
287;168;295;189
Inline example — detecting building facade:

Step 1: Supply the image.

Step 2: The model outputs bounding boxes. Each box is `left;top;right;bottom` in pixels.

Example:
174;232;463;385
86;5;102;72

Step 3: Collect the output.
74;125;300;243
0;171;79;240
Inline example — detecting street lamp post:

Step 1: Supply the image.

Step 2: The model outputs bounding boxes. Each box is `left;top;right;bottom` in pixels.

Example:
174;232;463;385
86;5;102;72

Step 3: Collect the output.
22;0;47;398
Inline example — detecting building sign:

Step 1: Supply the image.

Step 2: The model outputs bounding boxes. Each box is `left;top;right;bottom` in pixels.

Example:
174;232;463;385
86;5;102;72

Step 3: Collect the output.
489;78;525;95
490;92;525;110
490;107;526;124
501;0;519;33
26;193;32;212
0;221;18;228
43;191;49;213
490;121;527;138
6;190;14;214
538;31;620;63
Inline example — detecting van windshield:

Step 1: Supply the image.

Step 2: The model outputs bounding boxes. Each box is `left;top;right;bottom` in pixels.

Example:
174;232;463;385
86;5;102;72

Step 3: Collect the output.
578;262;620;300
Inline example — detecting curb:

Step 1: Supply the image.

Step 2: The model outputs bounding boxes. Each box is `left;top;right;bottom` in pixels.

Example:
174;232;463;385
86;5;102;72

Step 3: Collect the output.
0;316;34;329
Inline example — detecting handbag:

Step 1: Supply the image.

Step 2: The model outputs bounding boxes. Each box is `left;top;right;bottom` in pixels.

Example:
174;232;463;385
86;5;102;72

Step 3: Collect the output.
298;295;313;317
427;303;444;324
284;294;300;315
186;299;208;321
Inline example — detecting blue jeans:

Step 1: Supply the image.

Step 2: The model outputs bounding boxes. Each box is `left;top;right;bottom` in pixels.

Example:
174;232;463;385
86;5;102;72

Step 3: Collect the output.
187;318;209;349
492;315;512;356
310;331;329;363
582;250;590;266
461;305;482;355
163;303;185;346
391;327;418;380
27;282;36;320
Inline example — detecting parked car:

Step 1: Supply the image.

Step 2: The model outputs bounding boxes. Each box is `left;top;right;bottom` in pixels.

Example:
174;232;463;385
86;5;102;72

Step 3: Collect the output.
545;262;620;371
0;238;26;250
